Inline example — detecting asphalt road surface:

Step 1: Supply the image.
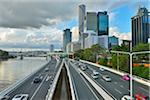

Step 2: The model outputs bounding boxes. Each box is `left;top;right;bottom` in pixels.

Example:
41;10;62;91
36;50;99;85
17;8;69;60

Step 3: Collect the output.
72;60;149;100
6;58;62;100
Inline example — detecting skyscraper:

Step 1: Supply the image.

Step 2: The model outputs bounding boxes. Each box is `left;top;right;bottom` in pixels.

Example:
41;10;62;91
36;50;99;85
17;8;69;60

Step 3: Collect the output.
131;7;149;47
97;11;109;36
49;44;54;52
86;12;97;32
79;4;86;42
63;29;72;52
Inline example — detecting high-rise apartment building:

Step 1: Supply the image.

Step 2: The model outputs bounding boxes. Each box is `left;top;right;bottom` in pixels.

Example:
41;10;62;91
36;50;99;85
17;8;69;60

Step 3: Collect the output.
97;11;109;36
131;7;149;47
63;29;72;52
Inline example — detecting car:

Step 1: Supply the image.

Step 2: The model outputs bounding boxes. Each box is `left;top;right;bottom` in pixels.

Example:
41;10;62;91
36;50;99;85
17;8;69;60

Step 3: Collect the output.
135;93;149;100
33;77;42;83
122;75;130;81
80;65;87;71
102;75;111;82
44;68;49;72
93;70;99;75
0;95;9;100
91;73;99;79
12;94;29;100
121;95;134;100
99;67;105;71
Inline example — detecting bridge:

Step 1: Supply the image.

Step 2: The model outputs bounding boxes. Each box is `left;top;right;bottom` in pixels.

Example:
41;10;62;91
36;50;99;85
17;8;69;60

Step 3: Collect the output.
0;57;149;100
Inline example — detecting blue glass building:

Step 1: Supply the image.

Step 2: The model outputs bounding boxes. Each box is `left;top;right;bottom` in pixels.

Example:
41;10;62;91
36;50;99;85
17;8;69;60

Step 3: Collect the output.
63;29;72;52
131;7;149;47
108;36;119;48
97;11;109;36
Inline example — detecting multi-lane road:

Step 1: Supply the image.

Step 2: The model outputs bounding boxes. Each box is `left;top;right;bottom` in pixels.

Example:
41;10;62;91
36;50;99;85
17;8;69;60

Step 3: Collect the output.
1;58;149;100
69;59;149;100
5;58;61;100
66;60;104;100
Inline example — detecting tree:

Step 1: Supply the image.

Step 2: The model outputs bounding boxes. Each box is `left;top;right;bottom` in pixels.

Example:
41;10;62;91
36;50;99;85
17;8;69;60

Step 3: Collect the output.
98;57;108;66
133;43;150;52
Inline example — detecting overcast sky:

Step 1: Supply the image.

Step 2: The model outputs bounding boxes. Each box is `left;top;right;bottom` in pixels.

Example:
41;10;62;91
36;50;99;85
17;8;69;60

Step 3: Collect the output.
0;0;149;51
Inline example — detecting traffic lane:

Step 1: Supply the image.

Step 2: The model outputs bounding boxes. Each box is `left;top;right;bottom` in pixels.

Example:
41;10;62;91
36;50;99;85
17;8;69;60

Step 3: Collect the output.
76;62;130;92
68;63;98;100
83;62;149;96
32;61;62;100
83;68;126;99
7;60;57;99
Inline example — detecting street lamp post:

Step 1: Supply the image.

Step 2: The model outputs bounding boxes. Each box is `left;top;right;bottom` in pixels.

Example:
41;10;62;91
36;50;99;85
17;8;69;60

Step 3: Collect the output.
117;53;119;71
109;50;150;98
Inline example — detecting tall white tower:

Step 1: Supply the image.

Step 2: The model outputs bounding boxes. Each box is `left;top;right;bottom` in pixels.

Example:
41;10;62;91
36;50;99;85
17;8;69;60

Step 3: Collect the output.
79;4;86;49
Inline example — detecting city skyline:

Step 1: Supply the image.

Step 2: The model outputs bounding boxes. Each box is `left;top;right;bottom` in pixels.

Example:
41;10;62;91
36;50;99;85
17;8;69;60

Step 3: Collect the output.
0;0;149;51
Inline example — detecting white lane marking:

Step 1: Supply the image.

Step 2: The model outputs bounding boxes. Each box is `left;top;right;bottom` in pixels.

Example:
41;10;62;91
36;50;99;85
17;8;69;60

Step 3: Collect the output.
120;85;124;88
46;76;52;82
114;82;118;84
30;74;48;100
114;88;122;94
71;62;99;100
100;79;105;82
140;87;149;93
40;76;43;79
99;73;102;76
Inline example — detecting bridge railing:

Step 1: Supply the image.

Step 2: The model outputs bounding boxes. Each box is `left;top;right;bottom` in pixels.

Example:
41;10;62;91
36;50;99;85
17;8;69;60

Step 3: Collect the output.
81;59;150;87
0;60;50;97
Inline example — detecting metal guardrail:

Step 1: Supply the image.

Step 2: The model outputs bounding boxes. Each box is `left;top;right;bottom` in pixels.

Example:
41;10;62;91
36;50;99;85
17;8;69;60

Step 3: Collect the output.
81;60;150;87
0;60;50;97
46;59;63;100
64;60;77;100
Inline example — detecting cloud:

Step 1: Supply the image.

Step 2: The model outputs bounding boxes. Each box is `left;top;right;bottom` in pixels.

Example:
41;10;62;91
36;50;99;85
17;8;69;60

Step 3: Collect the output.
0;27;63;49
0;0;148;50
109;27;131;43
0;1;77;29
0;0;129;29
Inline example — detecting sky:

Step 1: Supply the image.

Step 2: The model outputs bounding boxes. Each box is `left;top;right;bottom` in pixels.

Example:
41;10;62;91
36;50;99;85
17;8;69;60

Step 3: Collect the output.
0;0;149;51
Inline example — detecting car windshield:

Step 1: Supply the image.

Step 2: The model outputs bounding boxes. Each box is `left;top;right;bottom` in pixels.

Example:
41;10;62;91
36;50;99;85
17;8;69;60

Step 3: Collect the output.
105;76;110;78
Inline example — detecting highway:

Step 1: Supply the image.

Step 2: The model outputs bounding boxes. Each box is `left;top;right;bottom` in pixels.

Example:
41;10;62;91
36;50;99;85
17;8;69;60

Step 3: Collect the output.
66;60;104;100
71;59;149;100
5;58;62;100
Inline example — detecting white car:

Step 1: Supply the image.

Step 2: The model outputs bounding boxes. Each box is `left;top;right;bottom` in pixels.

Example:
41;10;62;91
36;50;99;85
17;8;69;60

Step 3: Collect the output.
12;94;29;100
44;68;49;72
121;95;133;100
102;75;111;82
99;67;105;71
93;70;99;75
91;73;99;79
0;95;9;100
81;66;87;71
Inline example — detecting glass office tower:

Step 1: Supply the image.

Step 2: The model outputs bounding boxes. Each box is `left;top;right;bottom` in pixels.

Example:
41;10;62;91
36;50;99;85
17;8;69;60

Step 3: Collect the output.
97;11;109;36
63;29;72;52
131;7;149;47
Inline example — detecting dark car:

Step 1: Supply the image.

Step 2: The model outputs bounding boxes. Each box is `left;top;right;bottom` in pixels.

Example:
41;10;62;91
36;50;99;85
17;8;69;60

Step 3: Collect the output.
33;77;42;83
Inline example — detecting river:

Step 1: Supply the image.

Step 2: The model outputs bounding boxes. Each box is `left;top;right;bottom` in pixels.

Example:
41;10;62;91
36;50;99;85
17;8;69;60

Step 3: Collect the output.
0;57;47;91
